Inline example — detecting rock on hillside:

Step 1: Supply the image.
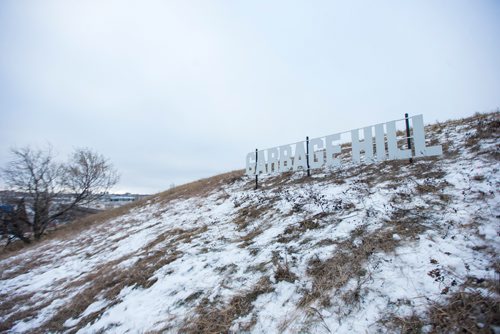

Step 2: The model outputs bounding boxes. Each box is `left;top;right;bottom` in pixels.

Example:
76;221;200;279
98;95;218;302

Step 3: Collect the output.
0;112;499;333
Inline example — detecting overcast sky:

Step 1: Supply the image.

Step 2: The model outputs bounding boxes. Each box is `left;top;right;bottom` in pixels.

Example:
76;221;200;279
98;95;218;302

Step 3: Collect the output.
0;0;499;194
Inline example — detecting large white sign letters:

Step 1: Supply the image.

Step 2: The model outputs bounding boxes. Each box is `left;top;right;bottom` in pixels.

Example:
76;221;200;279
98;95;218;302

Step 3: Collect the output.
246;115;442;176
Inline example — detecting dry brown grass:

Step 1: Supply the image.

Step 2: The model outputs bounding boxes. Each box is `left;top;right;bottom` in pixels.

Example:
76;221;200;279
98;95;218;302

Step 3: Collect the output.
276;213;325;244
239;227;264;248
153;170;244;204
260;171;297;189
0;170;245;331
299;209;428;309
233;206;263;231
378;312;424;334
0;252;54;280
299;226;380;308
1;170;244;260
381;291;500;334
2;225;207;333
428;291;500;333
39;251;181;333
0;199;150;260
274;261;298;283
463;111;500;150
181;276;274;333
3;111;499;332
0;292;38;332
245;261;269;274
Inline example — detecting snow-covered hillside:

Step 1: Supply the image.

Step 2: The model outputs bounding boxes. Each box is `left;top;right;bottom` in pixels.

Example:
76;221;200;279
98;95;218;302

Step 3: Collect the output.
1;112;499;333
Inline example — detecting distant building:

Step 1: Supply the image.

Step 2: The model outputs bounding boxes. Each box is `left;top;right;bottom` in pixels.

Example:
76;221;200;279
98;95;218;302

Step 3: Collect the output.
108;195;137;202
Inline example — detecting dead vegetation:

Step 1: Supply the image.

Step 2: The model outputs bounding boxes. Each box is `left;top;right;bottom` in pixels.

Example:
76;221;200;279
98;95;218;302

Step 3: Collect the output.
463;111;500;150
1;112;499;333
40;250;181;333
181;276;274;333
1;225;208;333
233;206;263;231
379;312;425;334
0;292;38;332
153;170;244;204
381;291;500;333
239;227;264;247
0;198;151;259
276;214;325;244
299;209;428;311
233;202;280;247
273;260;298;283
0;170;244;259
0;252;54;280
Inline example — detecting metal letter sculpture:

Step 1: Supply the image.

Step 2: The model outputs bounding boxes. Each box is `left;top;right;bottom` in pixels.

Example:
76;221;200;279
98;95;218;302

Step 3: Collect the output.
245;115;442;176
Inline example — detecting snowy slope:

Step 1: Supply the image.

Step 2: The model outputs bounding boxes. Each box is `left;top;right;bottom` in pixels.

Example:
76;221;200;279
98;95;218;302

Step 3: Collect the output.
0;112;499;333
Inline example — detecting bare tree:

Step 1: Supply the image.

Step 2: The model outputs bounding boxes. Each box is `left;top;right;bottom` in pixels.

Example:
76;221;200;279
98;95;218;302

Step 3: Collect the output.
1;146;119;242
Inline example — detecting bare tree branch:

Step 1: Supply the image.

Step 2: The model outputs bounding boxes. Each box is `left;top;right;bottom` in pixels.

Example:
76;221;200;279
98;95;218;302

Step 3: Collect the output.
1;146;119;242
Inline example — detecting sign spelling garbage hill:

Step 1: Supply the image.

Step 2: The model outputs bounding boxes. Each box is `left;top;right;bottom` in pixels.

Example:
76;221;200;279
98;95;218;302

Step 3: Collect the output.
246;114;442;175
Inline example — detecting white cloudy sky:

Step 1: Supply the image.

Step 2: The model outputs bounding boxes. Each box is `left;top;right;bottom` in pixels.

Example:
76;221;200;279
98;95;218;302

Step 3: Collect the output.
0;0;499;194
